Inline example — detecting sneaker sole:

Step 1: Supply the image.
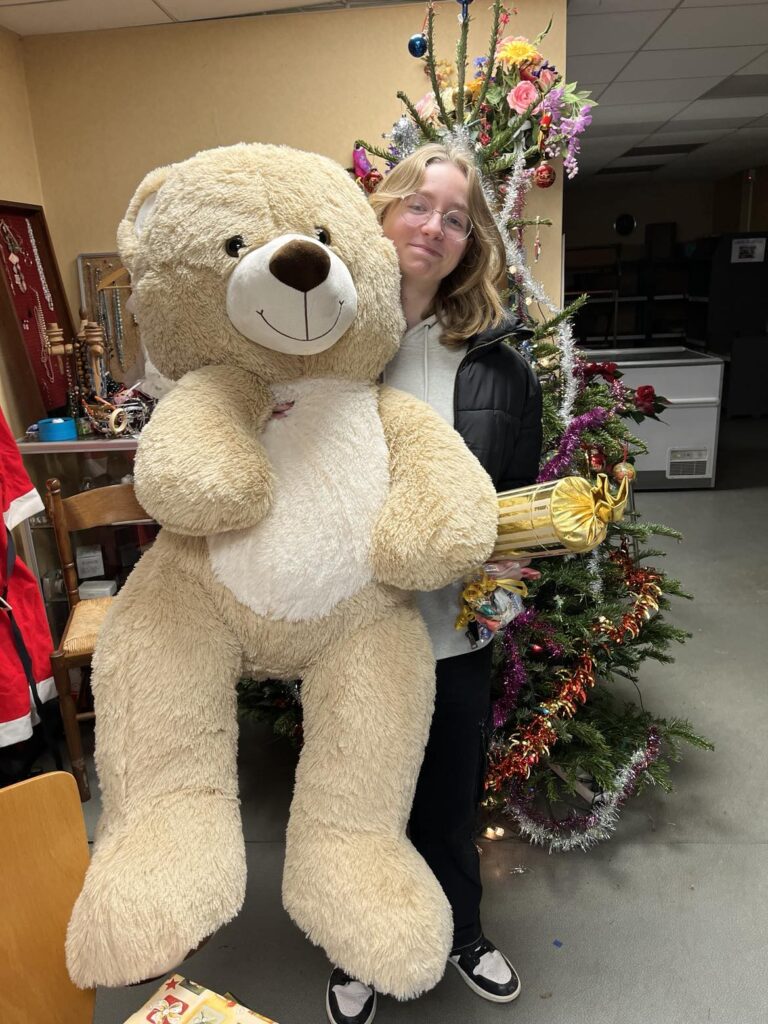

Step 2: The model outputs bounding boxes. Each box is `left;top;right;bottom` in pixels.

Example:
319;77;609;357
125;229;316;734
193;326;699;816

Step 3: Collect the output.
325;988;377;1024
448;958;522;1004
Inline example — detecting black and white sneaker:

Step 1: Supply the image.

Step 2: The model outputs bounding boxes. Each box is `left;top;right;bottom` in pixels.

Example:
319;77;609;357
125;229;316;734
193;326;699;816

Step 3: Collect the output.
326;967;377;1024
449;935;522;1003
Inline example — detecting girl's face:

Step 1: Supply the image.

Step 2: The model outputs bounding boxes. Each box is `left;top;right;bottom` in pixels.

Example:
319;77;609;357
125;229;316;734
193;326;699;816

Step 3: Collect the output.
381;161;470;293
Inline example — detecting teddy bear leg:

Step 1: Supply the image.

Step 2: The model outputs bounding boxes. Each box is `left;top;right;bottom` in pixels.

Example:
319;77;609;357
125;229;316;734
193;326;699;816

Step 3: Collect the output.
282;603;452;999
66;549;246;989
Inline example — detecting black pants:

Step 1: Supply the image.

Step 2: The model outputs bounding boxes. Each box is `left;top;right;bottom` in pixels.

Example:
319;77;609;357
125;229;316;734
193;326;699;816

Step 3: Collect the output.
408;644;493;953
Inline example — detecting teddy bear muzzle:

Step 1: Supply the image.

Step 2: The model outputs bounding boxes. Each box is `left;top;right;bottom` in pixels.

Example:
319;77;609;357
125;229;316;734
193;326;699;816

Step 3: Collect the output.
226;232;358;355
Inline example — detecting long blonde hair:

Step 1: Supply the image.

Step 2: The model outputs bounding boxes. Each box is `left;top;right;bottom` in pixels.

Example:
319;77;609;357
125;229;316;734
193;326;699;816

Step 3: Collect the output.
369;142;508;346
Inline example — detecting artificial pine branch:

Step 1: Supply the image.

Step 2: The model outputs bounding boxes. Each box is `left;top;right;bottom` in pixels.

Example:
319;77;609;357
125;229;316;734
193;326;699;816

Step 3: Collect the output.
395;91;441;141
468;0;502;121
354;138;400;165
454;7;470;124
426;3;452;126
531;295;588;340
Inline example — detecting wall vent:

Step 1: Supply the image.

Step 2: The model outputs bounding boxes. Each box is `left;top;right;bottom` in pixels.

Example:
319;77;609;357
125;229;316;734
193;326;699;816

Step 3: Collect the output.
667;448;709;478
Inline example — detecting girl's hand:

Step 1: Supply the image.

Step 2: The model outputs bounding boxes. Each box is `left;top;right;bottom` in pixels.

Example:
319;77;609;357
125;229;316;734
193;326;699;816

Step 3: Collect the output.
484;558;540;582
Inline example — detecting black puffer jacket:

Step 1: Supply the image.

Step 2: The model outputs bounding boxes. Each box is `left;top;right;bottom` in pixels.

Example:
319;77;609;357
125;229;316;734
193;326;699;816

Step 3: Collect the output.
453;315;542;491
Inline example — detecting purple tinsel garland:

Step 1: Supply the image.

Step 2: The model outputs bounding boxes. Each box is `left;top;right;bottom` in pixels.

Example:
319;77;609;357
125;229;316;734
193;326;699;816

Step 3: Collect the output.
537;406;611;482
493;609;565;728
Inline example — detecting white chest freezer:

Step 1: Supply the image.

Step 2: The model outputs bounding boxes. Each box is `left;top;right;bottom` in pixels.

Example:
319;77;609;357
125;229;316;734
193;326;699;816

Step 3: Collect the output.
581;347;724;489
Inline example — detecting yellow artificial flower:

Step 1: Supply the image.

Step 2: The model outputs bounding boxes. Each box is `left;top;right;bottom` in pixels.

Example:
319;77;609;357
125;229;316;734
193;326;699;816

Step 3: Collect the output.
496;36;542;69
465;76;485;97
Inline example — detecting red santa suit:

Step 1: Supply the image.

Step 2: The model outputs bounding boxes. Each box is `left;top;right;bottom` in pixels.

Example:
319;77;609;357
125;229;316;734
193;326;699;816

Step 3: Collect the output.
1;409;56;747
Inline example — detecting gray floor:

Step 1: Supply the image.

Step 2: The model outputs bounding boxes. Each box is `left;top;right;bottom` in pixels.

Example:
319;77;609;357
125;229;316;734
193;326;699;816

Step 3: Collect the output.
85;418;768;1024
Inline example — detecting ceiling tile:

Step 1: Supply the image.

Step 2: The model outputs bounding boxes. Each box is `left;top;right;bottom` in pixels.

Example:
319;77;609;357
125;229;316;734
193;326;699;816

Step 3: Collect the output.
645;5;768;50
699;74;768;99
643;128;736;144
591;100;689;124
735;49;768;75
567;11;670;56
617;45;765;81
569;0;676;11
674;95;768;120
598;76;723;106
589;120;660;137
567;52;636;82
658;115;753;131
680;0;767;6
0;0;171;34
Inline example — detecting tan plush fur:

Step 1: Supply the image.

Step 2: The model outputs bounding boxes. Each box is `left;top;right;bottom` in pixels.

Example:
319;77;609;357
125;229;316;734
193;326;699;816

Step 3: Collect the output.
66;144;498;998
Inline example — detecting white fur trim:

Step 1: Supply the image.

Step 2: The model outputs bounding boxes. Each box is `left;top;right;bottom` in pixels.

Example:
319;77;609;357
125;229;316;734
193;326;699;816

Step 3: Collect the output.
0;676;56;748
226;234;357;355
4;488;44;530
208;379;389;621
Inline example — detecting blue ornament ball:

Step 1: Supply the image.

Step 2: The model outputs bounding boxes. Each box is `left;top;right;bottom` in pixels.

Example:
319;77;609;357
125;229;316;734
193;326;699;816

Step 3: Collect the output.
408;33;428;58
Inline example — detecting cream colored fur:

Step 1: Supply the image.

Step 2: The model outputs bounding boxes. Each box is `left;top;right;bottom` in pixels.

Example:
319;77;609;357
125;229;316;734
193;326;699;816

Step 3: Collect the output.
66;144;498;998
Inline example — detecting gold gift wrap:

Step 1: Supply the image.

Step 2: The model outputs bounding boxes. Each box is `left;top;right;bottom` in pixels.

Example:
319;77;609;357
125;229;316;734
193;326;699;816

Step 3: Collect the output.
492;473;628;560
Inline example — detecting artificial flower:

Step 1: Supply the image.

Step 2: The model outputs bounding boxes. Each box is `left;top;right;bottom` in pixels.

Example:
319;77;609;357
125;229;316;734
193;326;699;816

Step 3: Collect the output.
496;35;542;69
634;385;657;414
414;91;438;122
507;80;539;114
538;67;557;88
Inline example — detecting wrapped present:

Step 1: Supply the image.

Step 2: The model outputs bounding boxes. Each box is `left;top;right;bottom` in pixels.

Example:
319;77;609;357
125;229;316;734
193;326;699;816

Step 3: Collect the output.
122;974;278;1024
491;473;628;560
456;571;527;641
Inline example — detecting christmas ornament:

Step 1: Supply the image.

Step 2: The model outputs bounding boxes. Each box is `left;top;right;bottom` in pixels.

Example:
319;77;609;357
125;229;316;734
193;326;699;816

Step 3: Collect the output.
533;162;556;188
456;0;474;21
589;450;606;472
533;216;542;263
612;460;636;484
408;33;428;58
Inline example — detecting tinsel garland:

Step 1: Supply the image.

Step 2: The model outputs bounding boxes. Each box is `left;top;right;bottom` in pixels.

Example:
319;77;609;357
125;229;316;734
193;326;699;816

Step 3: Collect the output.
537;406;611;482
488;549;666;787
494;609;564;728
505;727;662;852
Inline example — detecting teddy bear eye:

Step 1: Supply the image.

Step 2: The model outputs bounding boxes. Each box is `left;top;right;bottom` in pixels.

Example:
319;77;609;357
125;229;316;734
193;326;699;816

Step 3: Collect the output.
314;226;332;246
224;235;246;258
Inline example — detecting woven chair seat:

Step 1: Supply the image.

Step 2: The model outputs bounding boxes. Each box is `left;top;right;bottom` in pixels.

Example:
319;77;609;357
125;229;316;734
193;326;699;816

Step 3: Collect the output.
60;597;114;656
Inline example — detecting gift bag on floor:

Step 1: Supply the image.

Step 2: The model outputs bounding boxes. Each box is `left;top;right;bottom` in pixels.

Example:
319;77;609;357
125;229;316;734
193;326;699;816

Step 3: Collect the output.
122;974;278;1024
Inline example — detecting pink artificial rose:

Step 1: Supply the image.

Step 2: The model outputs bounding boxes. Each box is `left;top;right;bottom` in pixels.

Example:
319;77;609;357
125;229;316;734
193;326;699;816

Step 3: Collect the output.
538;68;557;88
506;80;539;115
415;91;438;121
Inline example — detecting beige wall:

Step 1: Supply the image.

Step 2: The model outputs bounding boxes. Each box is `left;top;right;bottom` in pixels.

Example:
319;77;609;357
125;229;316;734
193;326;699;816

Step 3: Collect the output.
0;25;45;435
21;1;565;318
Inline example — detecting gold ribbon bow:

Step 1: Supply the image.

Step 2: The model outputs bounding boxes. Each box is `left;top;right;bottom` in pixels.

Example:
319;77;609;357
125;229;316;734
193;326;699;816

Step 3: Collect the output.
550;473;628;552
456;572;528;631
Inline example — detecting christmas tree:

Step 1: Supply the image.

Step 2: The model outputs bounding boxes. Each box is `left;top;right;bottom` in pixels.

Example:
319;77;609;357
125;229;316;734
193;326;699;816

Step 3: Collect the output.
239;0;711;851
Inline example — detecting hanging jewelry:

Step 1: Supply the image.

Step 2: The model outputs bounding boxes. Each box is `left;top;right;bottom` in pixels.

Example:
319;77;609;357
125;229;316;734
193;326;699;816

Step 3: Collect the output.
31;287;55;383
533;216;542;264
25;219;55;310
112;285;126;370
0;218;27;293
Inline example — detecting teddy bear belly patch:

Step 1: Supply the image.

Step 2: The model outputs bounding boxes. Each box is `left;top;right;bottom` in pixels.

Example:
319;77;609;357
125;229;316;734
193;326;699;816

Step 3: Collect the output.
207;377;390;621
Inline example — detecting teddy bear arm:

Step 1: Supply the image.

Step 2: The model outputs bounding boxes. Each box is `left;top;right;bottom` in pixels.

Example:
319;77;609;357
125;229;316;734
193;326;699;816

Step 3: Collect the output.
134;365;275;535
371;386;498;590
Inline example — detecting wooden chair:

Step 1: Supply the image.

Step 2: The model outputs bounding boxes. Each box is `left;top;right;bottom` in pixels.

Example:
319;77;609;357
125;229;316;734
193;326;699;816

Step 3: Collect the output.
46;477;152;802
0;772;95;1022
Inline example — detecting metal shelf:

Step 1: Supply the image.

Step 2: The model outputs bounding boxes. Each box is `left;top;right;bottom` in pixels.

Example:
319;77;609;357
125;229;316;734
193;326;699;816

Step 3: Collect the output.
17;436;139;455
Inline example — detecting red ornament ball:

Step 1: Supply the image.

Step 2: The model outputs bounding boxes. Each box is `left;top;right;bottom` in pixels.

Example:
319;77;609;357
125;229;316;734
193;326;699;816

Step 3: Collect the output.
612;461;637;483
529;643;545;656
589;451;606;472
533;162;556;189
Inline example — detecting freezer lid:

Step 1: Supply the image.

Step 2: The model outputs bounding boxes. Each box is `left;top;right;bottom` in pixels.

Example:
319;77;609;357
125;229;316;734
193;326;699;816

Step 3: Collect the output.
580;346;724;368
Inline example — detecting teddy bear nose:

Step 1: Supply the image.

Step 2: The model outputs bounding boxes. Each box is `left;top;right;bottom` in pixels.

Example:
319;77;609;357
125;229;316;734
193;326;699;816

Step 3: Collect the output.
269;239;331;293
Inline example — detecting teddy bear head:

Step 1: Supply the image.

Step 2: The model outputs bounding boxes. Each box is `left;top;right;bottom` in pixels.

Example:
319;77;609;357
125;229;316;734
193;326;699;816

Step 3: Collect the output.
118;143;405;385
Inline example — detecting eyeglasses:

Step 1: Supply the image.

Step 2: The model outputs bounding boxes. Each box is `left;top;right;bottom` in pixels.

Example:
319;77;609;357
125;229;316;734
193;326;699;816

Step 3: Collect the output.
398;193;473;241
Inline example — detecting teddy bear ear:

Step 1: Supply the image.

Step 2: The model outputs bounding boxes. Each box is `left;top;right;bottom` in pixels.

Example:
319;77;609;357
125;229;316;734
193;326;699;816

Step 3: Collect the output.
117;164;173;271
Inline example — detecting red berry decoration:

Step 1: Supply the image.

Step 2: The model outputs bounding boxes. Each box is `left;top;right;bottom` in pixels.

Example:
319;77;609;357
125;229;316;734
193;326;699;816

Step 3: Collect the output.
533;162;556;188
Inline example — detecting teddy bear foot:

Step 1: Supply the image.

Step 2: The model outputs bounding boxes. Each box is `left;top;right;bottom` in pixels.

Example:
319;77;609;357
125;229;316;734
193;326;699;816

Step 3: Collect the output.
66;793;246;988
283;825;452;1000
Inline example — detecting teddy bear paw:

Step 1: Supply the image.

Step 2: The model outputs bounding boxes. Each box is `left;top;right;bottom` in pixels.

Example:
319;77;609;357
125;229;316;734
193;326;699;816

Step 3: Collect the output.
283;826;452;999
66;795;246;988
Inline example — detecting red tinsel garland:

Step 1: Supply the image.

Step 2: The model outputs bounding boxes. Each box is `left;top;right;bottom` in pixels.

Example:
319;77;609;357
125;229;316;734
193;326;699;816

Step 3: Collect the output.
487;547;665;789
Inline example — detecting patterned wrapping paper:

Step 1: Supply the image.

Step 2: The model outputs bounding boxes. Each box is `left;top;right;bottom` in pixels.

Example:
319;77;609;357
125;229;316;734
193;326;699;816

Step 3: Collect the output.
122;974;278;1024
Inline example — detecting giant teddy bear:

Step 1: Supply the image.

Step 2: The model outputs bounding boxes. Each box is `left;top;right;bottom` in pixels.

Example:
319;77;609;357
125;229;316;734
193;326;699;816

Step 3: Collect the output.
66;143;499;998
